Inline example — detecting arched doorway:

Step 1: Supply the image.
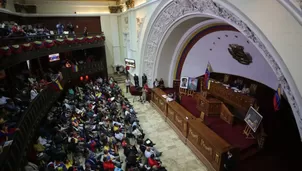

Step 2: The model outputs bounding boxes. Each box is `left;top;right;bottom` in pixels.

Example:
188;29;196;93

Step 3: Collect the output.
140;0;302;170
140;0;302;141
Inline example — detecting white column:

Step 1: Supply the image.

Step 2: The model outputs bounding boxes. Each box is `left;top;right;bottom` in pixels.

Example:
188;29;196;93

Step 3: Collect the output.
110;15;122;65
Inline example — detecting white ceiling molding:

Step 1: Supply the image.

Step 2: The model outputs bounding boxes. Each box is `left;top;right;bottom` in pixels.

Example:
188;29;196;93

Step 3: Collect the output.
140;0;302;140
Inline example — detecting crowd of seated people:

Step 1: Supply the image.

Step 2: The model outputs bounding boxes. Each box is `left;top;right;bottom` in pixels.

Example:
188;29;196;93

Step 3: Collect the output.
0;21;89;41
0;71;62;146
25;77;167;171
0;21;51;39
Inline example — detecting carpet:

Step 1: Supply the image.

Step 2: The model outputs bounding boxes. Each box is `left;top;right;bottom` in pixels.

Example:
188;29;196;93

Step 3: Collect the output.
180;95;256;150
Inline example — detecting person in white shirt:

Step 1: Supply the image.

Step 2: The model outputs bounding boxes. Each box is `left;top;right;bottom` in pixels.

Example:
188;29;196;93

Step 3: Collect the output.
132;125;142;139
153;79;159;88
30;87;38;100
125;108;131;117
125;78;131;93
115;131;124;141
144;147;162;159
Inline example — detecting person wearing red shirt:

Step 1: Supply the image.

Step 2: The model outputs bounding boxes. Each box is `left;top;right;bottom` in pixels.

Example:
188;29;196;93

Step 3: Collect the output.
142;83;149;103
103;157;115;171
148;154;160;169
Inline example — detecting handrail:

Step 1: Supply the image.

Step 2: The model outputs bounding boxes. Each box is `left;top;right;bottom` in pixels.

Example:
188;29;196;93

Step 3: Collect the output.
0;61;106;171
0;32;104;46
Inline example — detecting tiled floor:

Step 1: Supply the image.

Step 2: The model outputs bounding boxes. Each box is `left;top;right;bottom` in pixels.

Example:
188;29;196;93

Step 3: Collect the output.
121;84;207;171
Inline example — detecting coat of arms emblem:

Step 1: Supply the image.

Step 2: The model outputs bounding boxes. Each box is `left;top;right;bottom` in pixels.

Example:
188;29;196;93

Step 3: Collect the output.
228;44;253;65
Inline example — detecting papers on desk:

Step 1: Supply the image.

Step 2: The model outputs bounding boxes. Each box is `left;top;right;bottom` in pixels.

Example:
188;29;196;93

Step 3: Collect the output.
166;97;173;102
162;95;173;102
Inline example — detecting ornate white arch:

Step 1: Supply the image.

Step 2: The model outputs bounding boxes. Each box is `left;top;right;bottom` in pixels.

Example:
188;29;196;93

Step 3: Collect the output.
140;0;302;139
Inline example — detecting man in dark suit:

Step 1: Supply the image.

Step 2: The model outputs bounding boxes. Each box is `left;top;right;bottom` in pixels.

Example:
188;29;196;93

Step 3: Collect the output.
142;73;147;86
134;74;139;87
224;151;235;171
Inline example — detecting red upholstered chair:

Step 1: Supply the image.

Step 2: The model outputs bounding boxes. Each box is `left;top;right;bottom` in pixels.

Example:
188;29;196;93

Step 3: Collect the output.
129;86;142;102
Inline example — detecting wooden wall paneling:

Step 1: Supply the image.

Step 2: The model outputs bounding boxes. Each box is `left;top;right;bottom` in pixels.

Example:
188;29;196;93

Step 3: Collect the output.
0;12;21;23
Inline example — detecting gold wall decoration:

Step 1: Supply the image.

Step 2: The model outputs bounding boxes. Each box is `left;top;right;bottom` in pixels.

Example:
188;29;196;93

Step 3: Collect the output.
126;0;135;9
200;139;213;155
108;5;123;13
136;17;145;42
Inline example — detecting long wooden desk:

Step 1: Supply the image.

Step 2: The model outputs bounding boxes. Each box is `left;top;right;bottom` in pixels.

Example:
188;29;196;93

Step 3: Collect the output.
187;120;232;171
209;81;255;116
151;88;233;171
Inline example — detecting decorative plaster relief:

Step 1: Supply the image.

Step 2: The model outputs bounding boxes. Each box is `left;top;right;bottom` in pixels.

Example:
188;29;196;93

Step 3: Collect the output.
124;17;129;32
142;0;302;138
136;17;145;43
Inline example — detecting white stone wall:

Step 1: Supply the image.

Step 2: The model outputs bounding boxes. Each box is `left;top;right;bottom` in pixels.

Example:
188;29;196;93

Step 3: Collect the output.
118;0;161;80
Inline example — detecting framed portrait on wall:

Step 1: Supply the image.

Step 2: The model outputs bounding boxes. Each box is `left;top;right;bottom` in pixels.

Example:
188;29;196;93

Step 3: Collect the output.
188;77;198;91
180;77;189;89
244;107;263;132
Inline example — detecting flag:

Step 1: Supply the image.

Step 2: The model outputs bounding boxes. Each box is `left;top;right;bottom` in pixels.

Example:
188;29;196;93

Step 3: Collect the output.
204;62;211;90
51;80;63;91
273;85;281;111
72;65;79;72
